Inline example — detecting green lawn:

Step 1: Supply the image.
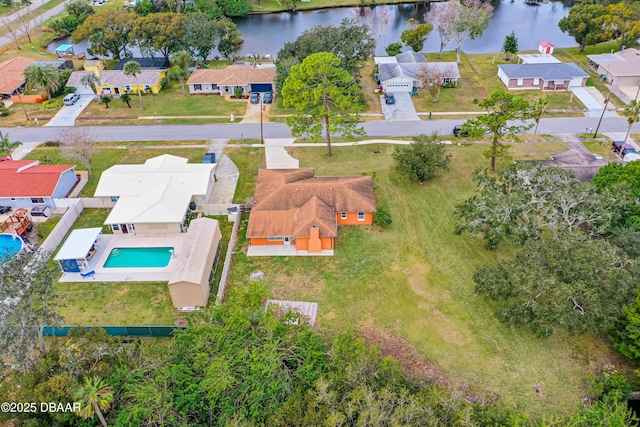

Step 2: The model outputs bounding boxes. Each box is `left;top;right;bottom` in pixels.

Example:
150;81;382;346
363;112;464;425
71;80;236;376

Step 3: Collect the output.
56;282;179;325
225;140;621;416
412;51;586;114
225;147;264;203
79;81;247;119
583;140;617;159
24;147;208;197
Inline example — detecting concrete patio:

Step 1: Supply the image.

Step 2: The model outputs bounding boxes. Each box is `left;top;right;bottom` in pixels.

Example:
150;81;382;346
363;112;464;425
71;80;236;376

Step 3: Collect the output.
58;233;188;282
247;245;333;257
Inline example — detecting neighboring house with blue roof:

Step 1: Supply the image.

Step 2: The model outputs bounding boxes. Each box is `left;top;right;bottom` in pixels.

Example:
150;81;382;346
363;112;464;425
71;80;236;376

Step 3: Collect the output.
497;63;588;91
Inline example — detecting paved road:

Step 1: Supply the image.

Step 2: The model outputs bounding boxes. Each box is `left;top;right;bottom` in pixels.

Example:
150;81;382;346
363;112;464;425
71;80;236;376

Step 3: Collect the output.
2;116;636;147
0;0;70;50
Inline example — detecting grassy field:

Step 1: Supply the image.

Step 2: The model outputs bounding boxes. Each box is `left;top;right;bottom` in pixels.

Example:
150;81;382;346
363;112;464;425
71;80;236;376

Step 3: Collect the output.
412;51;586;114
225;147;264;203
24;146;208;197
225;140;624;416
56;281;180;325
583;140;617;159
79;81;247;119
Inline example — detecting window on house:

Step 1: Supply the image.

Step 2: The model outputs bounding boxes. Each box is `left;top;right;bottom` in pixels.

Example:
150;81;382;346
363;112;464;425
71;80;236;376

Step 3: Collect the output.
212;84;218;90
358;212;365;221
517;78;524;86
341;212;347;220
112;224;120;231
125;85;131;91
194;84;202;91
110;196;119;203
31;198;45;204
268;237;284;241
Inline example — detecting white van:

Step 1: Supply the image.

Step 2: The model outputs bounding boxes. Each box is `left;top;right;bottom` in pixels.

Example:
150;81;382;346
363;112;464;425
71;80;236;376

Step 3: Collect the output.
63;93;80;106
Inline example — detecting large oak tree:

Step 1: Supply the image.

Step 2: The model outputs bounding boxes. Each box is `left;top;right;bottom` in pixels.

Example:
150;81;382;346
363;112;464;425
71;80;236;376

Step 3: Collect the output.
72;9;136;60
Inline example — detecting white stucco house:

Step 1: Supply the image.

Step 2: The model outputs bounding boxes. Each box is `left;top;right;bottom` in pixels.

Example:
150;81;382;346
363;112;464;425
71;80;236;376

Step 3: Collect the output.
374;51;460;93
94;154;216;235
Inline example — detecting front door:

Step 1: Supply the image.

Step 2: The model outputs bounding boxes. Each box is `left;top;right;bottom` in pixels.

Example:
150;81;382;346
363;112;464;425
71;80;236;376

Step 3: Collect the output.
121;224;128;234
284;237;291;245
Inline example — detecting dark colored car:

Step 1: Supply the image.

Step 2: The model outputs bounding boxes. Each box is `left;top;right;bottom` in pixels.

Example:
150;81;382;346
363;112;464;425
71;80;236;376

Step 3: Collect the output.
0;206;11;214
201;152;216;163
384;93;395;104
453;125;469;137
250;93;260;104
263;92;273;104
612;140;637;157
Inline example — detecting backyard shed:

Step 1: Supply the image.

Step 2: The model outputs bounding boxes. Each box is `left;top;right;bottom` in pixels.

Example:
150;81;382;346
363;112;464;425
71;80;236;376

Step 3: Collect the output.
54;227;103;272
167;218;222;310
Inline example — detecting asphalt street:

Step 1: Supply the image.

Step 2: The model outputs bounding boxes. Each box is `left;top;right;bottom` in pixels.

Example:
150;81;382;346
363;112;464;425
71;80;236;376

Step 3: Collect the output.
2;116;634;147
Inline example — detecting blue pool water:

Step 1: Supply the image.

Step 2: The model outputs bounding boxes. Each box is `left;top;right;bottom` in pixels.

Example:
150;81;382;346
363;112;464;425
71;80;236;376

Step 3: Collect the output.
103;247;174;268
0;233;24;262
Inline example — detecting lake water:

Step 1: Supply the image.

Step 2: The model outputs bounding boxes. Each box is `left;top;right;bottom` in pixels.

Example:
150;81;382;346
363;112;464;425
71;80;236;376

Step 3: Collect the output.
48;0;577;58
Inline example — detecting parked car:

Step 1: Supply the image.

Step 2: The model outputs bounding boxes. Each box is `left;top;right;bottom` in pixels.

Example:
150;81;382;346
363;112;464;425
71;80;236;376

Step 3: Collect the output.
250;93;260;104
384;93;395;105
612;141;638;157
453;125;469;137
263;92;273;104
63;93;80;106
201;152;216;163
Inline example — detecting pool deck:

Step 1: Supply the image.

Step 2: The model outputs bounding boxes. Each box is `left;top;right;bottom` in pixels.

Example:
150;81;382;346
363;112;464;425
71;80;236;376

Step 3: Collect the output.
58;233;188;283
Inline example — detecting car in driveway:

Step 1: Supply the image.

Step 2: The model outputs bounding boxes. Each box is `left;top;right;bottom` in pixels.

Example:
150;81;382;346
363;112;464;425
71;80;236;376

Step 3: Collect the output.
263;92;273;104
384;93;395;104
201;152;216;163
453;125;469;137
612;140;637;157
250;93;260;104
63;93;80;106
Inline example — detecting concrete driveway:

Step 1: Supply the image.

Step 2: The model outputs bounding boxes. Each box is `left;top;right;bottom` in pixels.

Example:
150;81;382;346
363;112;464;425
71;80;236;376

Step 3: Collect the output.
380;92;420;121
569;87;618;118
44;95;94;127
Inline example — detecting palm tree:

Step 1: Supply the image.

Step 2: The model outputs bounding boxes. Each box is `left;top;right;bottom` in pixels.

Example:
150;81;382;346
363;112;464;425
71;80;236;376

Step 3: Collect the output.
120;93;132;108
101;95;112;109
24;64;59;101
74;377;113;427
169;50;192;96
81;72;101;100
525;97;549;157
123;61;143;109
624;100;640;144
0;134;22;160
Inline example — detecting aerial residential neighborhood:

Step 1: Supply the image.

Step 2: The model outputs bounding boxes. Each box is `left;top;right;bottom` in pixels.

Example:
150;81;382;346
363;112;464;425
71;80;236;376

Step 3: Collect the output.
2;0;640;424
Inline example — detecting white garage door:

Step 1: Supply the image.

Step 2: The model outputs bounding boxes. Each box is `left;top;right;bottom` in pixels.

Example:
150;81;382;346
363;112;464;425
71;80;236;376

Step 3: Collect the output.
73;85;94;95
569;77;584;87
384;82;412;92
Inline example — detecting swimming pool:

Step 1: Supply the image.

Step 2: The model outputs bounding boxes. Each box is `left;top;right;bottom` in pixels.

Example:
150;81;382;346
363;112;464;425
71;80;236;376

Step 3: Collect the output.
103;247;174;268
0;233;24;262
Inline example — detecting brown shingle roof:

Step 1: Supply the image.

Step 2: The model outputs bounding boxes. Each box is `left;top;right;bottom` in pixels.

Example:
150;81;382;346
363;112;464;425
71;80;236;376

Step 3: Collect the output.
186;66;275;86
66;70;163;88
247;169;376;238
0;56;35;95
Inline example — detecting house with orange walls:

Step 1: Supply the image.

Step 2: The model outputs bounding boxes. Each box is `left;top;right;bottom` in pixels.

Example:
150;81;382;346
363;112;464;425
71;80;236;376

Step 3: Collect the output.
246;169;376;255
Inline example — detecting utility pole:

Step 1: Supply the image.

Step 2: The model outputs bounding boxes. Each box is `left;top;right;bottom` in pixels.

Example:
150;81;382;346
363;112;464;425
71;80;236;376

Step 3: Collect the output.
260;95;264;145
593;91;612;138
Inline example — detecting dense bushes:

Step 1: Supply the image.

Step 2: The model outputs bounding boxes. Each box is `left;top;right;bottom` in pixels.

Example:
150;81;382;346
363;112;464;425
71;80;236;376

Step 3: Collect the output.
42;99;62;109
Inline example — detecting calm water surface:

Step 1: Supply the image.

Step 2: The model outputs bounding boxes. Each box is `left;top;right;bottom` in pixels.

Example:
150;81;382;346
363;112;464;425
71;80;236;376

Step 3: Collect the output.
48;1;577;57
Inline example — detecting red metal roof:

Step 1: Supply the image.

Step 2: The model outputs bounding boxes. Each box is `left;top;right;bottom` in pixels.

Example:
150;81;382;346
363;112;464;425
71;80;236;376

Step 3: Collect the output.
539;41;555;47
0;161;76;197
